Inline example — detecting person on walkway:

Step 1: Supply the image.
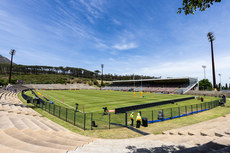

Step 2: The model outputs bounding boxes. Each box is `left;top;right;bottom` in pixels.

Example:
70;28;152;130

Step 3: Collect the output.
130;112;134;126
136;113;142;128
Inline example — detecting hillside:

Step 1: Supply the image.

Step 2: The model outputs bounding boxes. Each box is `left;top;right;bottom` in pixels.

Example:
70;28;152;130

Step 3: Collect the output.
0;55;11;64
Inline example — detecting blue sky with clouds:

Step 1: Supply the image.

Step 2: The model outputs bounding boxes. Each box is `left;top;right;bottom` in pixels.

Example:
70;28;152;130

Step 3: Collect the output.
0;0;230;85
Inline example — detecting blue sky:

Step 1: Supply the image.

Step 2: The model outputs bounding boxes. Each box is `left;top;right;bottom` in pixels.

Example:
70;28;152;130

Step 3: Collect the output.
0;0;230;85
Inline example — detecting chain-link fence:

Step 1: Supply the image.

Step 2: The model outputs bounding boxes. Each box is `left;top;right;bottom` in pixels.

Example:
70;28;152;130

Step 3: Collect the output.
22;89;223;130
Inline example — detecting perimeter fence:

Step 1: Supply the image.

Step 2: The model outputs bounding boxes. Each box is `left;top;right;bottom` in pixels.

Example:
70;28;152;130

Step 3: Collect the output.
21;89;223;130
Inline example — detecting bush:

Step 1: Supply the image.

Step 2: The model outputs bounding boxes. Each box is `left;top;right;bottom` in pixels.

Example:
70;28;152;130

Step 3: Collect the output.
0;79;7;86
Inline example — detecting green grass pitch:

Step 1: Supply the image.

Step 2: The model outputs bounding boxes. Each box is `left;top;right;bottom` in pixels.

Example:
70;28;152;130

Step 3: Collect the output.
29;89;219;113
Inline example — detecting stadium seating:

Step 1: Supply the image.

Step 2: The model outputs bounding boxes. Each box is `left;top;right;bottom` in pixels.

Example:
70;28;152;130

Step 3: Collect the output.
102;78;199;94
23;83;97;90
0;86;94;153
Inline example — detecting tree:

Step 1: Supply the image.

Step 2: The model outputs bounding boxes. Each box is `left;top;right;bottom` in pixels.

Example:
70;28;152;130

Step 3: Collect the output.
225;83;228;90
178;0;221;15
199;79;213;90
207;32;217;90
94;70;100;79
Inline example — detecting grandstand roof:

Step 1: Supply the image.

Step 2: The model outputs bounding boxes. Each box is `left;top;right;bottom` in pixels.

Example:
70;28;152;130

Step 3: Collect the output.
110;77;198;83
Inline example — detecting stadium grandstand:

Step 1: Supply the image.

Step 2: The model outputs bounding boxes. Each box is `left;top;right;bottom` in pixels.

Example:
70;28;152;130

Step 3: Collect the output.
103;77;198;94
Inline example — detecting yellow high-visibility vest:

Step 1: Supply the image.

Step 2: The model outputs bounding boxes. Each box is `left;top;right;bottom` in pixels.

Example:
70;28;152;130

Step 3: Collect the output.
136;115;142;121
130;114;134;119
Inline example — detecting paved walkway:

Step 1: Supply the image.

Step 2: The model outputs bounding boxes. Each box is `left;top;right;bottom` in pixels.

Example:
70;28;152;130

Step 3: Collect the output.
69;113;230;153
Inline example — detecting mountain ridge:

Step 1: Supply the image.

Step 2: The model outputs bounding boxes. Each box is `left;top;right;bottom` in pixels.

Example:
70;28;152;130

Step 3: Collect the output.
0;54;11;64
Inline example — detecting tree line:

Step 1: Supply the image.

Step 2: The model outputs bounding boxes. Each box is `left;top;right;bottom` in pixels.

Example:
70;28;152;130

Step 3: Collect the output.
0;63;155;82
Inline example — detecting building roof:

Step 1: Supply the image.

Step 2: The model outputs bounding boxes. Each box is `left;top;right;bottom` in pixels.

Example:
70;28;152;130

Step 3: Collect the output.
110;77;198;83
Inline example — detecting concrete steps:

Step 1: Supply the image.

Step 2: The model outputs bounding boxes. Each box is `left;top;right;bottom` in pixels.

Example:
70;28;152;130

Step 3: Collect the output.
4;128;76;150
0;130;66;153
0;143;33;153
0;88;94;153
22;130;85;147
0;103;41;116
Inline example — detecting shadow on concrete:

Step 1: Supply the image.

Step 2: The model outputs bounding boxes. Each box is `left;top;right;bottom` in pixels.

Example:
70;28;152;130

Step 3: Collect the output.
110;123;150;136
126;141;230;153
127;126;150;136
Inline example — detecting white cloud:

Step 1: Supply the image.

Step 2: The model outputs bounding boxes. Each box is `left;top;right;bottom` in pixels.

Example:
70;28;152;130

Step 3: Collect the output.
113;42;138;50
113;19;121;25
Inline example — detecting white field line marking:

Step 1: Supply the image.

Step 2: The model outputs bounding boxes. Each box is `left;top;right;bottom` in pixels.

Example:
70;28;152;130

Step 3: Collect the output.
39;91;75;109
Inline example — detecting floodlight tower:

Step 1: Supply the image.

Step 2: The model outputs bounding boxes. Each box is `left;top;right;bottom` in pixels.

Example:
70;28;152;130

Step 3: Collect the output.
229;77;230;90
141;75;143;97
207;32;217;90
101;64;104;90
9;49;16;84
202;65;206;79
133;74;135;97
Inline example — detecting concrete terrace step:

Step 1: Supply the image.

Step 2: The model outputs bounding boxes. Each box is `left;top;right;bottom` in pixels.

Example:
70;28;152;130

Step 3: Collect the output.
4;128;76;150
28;117;56;131
39;117;69;132
21;118;44;130
9;116;30;130
23;129;84;147
0;143;33;153
0;116;14;129
0;130;67;153
69;138;183;153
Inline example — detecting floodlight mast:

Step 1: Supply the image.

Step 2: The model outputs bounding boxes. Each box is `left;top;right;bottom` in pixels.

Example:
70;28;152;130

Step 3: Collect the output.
207;32;217;90
202;65;206;79
133;74;135;97
141;75;142;92
101;64;104;90
9;49;16;84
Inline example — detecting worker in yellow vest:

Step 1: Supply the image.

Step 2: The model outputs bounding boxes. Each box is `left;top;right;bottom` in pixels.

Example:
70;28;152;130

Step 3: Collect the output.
130;112;134;126
136;113;142;128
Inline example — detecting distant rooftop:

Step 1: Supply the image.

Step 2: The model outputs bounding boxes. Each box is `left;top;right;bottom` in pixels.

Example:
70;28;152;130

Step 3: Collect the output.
110;77;198;83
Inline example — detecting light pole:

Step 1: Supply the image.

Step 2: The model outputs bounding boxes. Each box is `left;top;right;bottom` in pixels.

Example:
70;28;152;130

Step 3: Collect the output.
218;73;221;91
202;65;206;79
207;32;217;90
100;64;104;90
9;49;16;84
141;75;143;97
133;74;135;97
229;77;230;90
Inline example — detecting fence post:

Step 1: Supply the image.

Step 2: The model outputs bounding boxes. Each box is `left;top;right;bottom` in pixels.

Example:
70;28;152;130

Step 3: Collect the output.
196;104;198;112
53;104;55;115
84;113;86;131
201;103;203;111
109;113;111;129
171;108;173;119
49;103;50;113
66;108;68;122
45;103;47;111
152;110;153;121
73;110;76;126
185;106;187;115
178;107;180;117
125;112;127;127
191;105;193;113
59;106;61;118
91;113;93;130
205;102;207;110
